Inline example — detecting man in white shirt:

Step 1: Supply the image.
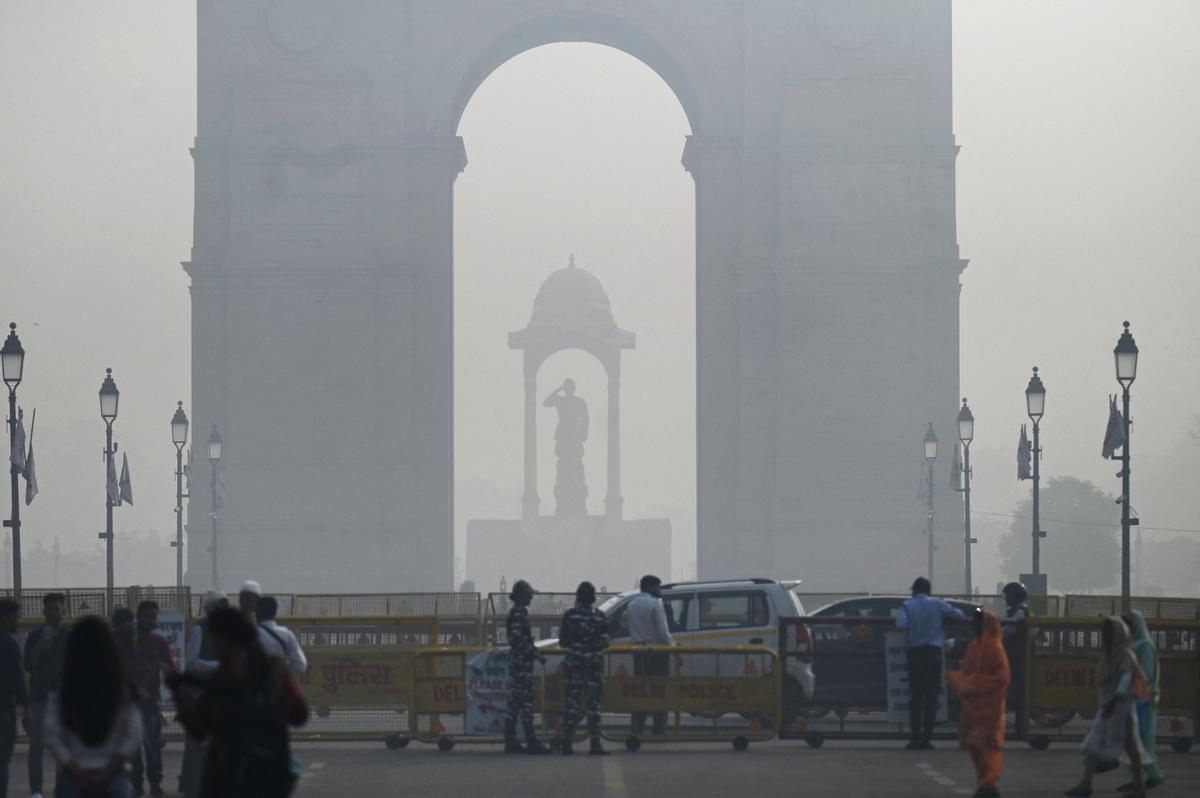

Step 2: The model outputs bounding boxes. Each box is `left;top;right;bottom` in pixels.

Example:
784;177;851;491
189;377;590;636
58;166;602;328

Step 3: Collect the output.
255;596;308;676
626;575;673;736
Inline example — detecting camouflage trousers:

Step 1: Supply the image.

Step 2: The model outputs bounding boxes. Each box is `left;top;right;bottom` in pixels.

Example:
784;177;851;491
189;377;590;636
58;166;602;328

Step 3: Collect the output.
564;655;604;738
507;661;535;724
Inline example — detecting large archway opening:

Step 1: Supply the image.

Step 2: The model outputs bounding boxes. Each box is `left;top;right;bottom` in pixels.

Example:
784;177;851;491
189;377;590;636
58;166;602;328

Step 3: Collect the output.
453;43;696;589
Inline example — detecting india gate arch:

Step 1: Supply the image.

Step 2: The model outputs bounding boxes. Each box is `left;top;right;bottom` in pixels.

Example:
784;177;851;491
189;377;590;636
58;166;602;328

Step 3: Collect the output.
187;1;964;593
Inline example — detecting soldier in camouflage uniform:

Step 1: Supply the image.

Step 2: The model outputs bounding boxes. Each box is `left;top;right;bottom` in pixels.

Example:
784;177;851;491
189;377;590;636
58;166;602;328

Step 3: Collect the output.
505;579;550;754
559;581;610;755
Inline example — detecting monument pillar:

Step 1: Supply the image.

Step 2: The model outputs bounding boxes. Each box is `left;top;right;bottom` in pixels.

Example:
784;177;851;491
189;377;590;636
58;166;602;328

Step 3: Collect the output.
604;361;622;522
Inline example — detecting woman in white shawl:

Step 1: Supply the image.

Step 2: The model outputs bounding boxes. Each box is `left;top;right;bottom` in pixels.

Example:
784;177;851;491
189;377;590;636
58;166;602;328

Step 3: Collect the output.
1064;616;1149;797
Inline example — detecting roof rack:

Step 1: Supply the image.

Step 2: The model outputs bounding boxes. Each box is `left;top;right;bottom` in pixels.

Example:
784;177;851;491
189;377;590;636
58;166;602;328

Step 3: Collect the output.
660;577;776;589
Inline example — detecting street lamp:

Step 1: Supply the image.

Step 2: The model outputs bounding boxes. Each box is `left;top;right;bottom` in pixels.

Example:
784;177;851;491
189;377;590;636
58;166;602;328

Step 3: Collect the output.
957;399;976;595
923;424;937;580
1114;322;1138;603
208;425;222;588
1024;367;1046;593
171;402;189;590
98;368;119;606
2;323;25;597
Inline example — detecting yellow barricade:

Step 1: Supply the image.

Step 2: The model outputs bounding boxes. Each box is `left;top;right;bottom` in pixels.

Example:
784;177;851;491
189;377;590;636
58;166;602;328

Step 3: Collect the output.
1025;618;1198;752
407;644;782;752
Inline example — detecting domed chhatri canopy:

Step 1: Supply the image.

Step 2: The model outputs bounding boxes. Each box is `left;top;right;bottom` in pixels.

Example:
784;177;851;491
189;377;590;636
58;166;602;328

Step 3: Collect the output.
510;255;635;356
510;255;635;523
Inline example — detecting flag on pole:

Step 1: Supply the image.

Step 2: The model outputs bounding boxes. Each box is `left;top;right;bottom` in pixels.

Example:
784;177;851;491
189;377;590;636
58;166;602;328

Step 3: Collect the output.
183;448;192;495
9;408;25;472
119;452;134;506
1017;425;1032;481
950;442;962;491
106;451;121;506
23;409;37;505
1102;394;1127;460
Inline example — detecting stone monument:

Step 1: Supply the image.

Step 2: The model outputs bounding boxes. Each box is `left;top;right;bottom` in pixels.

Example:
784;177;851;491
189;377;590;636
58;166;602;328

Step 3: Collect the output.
466;257;670;590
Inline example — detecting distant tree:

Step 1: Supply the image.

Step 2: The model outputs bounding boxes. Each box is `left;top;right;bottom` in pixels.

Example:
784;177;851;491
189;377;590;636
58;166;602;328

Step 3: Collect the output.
1139;535;1200;598
998;477;1120;592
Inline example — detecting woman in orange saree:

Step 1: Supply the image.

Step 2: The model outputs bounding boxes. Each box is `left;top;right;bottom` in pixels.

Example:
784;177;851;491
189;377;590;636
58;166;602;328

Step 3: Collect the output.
948;608;1010;798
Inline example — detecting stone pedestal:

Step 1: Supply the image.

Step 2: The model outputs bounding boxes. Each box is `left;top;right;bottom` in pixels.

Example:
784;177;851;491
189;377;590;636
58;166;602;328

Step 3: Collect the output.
466;516;670;594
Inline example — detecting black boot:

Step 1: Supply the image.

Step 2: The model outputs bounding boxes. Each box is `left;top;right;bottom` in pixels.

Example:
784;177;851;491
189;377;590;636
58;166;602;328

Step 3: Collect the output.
589;735;610;756
504;719;525;754
524;720;552;754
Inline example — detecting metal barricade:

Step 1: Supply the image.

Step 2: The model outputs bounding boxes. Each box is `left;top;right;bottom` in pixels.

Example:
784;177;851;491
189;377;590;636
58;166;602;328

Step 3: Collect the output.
407;644;782;752
778;615;983;748
1024;617;1198;752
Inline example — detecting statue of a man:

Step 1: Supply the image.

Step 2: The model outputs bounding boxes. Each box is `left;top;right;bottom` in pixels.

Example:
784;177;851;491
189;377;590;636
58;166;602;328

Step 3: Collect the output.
544;378;589;516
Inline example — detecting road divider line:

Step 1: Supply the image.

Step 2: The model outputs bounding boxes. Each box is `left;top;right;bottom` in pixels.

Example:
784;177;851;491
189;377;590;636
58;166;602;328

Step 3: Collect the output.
604;755;627;797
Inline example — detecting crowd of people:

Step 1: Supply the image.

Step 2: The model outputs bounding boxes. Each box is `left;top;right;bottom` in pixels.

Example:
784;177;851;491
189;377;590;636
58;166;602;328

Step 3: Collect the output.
0;574;1173;798
896;577;1166;798
0;581;309;798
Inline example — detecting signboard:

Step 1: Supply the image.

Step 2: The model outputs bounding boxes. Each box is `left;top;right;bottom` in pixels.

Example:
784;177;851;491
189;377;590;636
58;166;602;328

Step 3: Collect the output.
602;675;776;715
884;631;947;724
465;649;511;735
296;647;410;707
156;613;187;707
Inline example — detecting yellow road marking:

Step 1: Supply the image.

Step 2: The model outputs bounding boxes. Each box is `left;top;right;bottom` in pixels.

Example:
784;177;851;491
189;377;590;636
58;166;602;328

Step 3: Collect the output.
603;754;627;797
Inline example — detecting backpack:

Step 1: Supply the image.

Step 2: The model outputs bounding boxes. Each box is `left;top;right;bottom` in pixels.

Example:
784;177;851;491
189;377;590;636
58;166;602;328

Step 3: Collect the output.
217;660;297;798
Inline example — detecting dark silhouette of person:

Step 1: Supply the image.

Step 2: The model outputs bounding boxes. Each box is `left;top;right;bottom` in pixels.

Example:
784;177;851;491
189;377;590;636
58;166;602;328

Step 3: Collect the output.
544;379;589;515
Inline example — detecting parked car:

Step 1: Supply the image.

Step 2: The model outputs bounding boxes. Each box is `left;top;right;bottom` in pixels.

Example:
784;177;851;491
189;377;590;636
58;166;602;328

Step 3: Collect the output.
798;595;979;718
538;578;815;724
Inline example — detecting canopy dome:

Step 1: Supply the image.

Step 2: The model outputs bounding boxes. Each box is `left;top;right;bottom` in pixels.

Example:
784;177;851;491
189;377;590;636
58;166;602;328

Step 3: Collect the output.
528;255;616;329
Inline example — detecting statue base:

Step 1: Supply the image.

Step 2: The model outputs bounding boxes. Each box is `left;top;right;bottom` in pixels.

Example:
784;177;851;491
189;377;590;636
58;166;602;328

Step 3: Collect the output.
465;515;671;594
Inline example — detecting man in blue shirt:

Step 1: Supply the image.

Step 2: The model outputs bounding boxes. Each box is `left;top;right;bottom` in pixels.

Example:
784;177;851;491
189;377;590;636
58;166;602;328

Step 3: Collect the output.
896;577;966;749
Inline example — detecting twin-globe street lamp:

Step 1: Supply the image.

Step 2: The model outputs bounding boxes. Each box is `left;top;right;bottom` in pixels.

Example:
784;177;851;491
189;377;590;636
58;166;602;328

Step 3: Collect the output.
2;324;25;596
923;424;937;580
208;424;223;588
956;399;976;595
1114;322;1139;602
171;403;189;589
99;368;119;605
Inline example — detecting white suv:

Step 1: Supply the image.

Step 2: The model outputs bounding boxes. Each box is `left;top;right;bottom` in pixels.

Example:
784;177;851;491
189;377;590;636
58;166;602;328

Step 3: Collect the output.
580;578;816;708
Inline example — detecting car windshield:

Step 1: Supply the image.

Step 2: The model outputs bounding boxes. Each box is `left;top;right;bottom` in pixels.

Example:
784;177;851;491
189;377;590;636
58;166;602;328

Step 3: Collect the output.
598;594;630;613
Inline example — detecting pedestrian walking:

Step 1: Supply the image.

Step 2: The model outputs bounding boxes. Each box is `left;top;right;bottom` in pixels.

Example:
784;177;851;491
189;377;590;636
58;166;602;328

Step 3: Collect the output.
43;616;143;798
559;581;609;756
627;575;673;737
947;609;1010;798
178;592;227;798
0;599;30;798
896;577;966;749
256;597;307;676
24;591;66;798
1064;616;1149;797
1121;612;1165;790
128;601;175;798
167;607;308;798
503;580;550;754
1000;581;1029;728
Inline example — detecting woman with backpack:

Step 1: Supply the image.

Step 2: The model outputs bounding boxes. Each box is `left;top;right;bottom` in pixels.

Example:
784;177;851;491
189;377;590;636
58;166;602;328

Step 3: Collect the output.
167;607;308;798
43;615;144;798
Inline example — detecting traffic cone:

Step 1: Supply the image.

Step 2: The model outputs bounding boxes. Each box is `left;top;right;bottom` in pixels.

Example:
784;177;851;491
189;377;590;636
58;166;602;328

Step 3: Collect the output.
615;663;631;678
744;660;758;675
431;715;446;735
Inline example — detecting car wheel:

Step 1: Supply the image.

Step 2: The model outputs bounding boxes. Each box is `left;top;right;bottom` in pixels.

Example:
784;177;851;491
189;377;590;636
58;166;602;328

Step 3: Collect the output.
437;736;455;753
805;732;825;749
732;736;749;751
384;735;408;750
625;735;641;752
1029;735;1051;751
1172;737;1192;753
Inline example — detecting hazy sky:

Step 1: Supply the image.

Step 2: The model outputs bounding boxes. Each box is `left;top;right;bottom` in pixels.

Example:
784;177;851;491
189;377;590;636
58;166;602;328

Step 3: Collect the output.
0;1;1197;593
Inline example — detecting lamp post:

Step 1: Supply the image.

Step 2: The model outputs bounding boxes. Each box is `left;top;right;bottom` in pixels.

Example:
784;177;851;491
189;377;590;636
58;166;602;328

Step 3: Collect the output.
99;369;119;606
957;399;975;595
1114;321;1138;603
171;402;189;590
208;425;222;589
923;424;938;580
1025;367;1046;589
2;324;25;597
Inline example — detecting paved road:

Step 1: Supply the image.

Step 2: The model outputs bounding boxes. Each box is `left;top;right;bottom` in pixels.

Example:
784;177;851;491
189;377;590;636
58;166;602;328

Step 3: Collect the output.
5;740;1196;797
